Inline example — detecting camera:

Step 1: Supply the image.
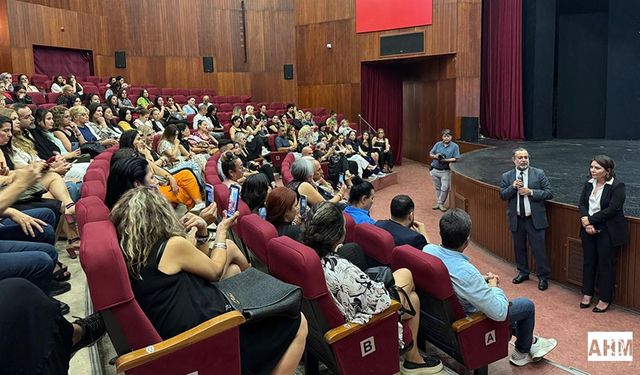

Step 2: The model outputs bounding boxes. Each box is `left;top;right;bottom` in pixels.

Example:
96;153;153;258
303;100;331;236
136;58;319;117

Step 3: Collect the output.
437;154;445;160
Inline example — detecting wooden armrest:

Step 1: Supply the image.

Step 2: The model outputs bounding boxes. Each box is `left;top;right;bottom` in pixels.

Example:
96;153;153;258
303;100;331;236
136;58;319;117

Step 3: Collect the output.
115;311;245;373
451;312;489;333
324;300;401;345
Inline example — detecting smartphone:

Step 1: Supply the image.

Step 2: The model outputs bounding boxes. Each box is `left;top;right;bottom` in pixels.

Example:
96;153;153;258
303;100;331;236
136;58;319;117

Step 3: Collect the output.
205;183;214;206
299;195;308;218
71;141;79;151
227;185;240;218
258;207;267;220
338;173;344;186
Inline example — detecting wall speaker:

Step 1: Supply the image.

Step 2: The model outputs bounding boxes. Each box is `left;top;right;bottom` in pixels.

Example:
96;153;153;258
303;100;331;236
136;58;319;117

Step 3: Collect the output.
115;51;126;69
284;64;294;80
380;32;425;56
203;56;214;73
460;117;479;142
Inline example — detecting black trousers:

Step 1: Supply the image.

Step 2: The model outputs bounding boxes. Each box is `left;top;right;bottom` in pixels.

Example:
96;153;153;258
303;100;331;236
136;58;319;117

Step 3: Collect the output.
378;150;394;170
581;229;617;303
512;216;550;278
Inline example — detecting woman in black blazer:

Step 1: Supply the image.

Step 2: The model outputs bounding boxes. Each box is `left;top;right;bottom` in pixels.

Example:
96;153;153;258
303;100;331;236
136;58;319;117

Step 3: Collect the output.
578;155;628;313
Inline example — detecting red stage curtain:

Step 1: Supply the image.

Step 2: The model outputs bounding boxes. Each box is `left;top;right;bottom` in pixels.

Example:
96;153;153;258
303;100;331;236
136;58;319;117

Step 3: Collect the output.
480;0;524;140
361;63;403;165
33;46;92;78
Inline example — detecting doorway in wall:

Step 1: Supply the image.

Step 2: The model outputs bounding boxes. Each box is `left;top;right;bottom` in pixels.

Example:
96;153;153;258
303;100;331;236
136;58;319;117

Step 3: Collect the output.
33;45;94;78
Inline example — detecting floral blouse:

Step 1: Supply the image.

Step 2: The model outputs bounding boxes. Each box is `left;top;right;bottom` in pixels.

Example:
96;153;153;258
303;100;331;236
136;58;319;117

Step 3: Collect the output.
321;254;390;325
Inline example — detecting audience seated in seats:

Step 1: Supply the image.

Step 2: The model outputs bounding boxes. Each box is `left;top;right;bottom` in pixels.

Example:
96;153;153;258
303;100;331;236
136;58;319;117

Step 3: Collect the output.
193;103;213;130
240;173;270;213
347;130;382;176
84;93;102;107
423;209;558;367
0;112;81;253
132;108;152;129
106;95;120;118
337;132;380;178
337;119;352;137
206;105;225;138
287;158;347;206
16;74;39;93
275;125;296;152
12;85;33;105
232;106;242;118
181;97;197;116
150;107;166;133
302;201;443;374
318;139;355;188
110;187;307;374
101;106;123;137
88;103;121;140
50;75;66;94
372;128;394;173
220;151;246;188
114;131;204;210
66;75;83;96
309;156;338;201
200;95;212;108
243;105;255;121
117;107;134;132
0;72;13;93
188;118;218;151
266;186;302;241
297;125;316;149
376;195;430;250
0;278;106;374
229;115;244;142
32;109;89;181
0;165;72;305
0;82;13;106
107;151;202;211
50;106;86;153
357;130;380;167
103;79;119;100
256;104;269;121
302;111;316;127
343;177;375;225
157;124;204;184
165;96;187;122
242;116;269;155
176;123;209;172
268;114;282;134
235;131;276;188
56;85;79;108
117;89;135;110
136;89;152;109
69;106;118;148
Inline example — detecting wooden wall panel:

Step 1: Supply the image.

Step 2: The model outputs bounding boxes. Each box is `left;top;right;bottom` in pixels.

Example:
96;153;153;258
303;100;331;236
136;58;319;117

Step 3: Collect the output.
452;170;640;311
4;0;297;103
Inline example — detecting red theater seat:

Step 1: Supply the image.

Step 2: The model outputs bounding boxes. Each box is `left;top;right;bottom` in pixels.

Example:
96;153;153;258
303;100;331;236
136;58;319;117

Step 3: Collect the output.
173;95;186;104
353;223;395;266
161;88;175;96
280;153;295;186
343;212;356;243
267;135;287;171
85;76;100;84
213;183;230;218
391;245;510;373
76;196;109;238
46;92;60;103
80;221;244;375
267;236;403;374
80;180;106;201
84;86;100;95
174;88;189;96
237;213;278;265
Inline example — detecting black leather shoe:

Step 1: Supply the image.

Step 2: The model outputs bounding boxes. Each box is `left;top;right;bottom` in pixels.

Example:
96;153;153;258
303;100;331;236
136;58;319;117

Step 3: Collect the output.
512;273;529;284
593;304;610;313
538;279;548;291
580;296;592;309
52;298;70;315
48;280;71;297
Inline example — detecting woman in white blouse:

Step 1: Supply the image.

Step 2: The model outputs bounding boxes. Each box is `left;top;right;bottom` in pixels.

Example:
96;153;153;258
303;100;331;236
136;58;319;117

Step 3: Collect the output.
578;155;628;313
302;201;443;374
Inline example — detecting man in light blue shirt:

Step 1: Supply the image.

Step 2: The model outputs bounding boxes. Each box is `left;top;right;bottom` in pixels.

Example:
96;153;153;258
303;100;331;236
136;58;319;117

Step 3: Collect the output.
423;209;557;367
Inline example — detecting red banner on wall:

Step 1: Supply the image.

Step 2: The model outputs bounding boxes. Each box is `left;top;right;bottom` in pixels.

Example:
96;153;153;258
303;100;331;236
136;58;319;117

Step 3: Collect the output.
356;0;433;33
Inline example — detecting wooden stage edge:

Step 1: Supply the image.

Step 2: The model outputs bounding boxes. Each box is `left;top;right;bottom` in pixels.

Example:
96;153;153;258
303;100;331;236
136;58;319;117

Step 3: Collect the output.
450;141;640;312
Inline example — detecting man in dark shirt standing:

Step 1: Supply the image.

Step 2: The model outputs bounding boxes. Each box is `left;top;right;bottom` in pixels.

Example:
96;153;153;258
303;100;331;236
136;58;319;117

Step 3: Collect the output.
375;195;429;249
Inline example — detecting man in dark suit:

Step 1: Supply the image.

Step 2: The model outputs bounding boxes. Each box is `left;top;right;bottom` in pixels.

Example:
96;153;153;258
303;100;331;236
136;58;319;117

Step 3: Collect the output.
375;195;429;250
499;148;553;291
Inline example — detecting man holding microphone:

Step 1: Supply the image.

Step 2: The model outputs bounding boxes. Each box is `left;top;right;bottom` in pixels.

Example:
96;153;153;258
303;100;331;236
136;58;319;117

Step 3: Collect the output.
499;148;553;291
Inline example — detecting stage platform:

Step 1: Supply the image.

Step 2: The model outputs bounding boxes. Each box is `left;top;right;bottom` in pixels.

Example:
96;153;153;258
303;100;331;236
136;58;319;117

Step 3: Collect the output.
454;139;640;217
451;139;640;311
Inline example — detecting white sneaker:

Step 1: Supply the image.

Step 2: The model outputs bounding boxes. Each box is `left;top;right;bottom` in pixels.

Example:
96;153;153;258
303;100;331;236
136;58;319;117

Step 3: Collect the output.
377;172;386;177
190;202;206;213
261;147;270;156
509;348;533;367
530;336;557;361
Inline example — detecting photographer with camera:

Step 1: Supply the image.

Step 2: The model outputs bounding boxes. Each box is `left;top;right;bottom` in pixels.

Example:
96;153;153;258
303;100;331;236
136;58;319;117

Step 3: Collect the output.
429;129;460;212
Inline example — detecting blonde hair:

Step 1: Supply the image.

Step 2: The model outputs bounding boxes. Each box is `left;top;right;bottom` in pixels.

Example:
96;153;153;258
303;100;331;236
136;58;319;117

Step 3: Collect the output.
137;124;154;137
110;187;186;278
69;105;88;121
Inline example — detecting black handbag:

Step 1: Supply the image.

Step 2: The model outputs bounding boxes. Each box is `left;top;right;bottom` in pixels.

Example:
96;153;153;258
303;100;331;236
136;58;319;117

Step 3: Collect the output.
365;266;416;317
216;268;303;322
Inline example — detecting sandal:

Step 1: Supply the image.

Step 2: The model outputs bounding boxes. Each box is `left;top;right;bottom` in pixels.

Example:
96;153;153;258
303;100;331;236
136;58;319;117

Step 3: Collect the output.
64;202;76;225
53;267;71;282
67;237;80;259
